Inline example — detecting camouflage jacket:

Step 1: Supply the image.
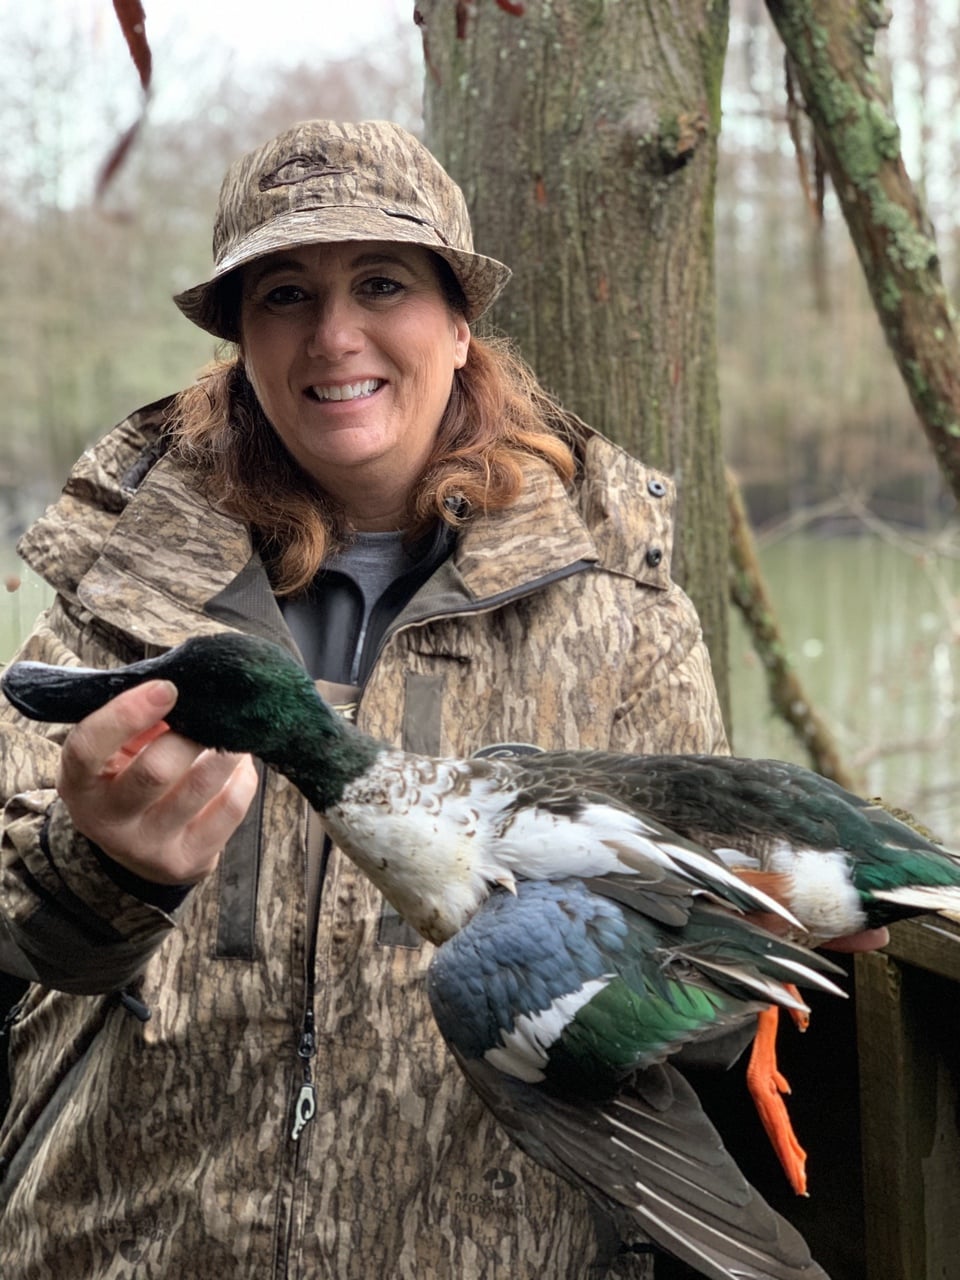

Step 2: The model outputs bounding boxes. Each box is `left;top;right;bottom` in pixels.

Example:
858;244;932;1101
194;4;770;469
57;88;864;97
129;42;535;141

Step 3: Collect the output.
0;398;727;1280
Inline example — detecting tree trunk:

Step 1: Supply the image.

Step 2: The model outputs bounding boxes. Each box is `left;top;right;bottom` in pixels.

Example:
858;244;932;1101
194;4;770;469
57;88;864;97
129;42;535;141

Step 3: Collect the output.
418;0;731;721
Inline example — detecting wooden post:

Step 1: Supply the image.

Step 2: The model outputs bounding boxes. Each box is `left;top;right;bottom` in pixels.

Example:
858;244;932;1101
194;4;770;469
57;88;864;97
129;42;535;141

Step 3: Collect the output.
856;921;960;1280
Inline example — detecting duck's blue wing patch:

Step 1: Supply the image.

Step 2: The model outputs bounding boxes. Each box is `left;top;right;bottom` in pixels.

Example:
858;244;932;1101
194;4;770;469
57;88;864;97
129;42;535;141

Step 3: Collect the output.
426;880;770;1098
427;880;658;1085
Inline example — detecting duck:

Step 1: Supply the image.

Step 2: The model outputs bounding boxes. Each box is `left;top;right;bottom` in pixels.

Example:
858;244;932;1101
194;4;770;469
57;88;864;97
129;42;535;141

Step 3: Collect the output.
5;632;960;1279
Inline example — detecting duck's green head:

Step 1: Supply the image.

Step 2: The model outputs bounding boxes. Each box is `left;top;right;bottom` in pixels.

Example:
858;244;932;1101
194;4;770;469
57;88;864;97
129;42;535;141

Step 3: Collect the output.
2;632;381;812
162;635;383;808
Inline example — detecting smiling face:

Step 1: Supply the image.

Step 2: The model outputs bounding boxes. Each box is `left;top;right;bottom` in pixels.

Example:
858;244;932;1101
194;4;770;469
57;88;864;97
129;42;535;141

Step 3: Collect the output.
239;241;470;528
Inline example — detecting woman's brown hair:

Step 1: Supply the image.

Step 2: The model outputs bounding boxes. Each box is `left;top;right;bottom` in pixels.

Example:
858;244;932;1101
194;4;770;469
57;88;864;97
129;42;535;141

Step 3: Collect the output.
171;295;578;596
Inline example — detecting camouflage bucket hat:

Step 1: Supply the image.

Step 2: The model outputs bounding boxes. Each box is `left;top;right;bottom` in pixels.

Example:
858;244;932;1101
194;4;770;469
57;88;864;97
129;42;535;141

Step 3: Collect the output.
173;119;512;341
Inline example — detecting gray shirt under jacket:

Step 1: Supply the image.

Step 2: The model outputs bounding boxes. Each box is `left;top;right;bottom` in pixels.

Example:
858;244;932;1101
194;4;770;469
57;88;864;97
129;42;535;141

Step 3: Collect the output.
280;521;457;687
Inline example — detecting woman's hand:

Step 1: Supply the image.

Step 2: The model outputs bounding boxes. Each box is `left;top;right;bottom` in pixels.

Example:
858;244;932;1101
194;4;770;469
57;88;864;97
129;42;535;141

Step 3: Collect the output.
57;678;260;886
821;926;889;953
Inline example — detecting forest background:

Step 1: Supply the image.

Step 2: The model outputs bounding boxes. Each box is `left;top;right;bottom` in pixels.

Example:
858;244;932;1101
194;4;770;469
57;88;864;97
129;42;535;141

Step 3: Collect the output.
2;0;959;840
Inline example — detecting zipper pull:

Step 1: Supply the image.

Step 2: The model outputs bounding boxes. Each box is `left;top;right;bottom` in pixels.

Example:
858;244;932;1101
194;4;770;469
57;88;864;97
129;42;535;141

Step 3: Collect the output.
291;1081;316;1141
291;1007;317;1141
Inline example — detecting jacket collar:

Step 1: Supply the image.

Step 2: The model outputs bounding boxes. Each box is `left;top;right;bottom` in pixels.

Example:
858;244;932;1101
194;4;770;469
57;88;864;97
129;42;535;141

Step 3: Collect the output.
452;433;675;598
453;459;598;600
20;447;272;651
19;412;669;653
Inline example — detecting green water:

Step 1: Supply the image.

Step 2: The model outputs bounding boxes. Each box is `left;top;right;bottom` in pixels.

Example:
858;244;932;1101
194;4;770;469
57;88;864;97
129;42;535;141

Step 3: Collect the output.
728;533;960;838
3;531;959;836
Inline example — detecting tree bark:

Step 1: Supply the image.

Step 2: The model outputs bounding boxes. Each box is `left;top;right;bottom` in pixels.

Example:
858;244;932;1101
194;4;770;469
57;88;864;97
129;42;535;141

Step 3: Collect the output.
418;0;731;720
766;0;960;504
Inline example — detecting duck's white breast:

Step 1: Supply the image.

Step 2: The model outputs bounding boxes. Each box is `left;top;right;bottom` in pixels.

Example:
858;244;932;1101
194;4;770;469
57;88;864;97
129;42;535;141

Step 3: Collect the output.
322;753;505;940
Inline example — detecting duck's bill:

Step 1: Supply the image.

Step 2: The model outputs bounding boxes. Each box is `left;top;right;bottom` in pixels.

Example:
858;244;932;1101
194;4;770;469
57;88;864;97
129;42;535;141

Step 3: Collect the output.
1;658;158;724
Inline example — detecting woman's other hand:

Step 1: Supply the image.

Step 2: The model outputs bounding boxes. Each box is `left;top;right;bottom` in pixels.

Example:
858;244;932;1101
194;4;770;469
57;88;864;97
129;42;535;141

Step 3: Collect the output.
57;679;259;885
821;926;890;953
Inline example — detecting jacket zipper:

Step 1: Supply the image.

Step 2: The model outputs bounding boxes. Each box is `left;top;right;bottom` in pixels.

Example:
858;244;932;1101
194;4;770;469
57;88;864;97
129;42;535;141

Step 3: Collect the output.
291;834;325;1146
290;1006;316;1141
290;817;326;1143
278;826;323;1275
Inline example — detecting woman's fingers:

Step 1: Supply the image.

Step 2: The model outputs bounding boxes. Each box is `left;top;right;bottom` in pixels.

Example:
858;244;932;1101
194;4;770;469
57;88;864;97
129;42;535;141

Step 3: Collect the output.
821;926;890;953
95;731;221;824
137;747;251;844
181;755;261;866
60;680;179;788
103;721;172;774
56;680;259;886
116;751;259;885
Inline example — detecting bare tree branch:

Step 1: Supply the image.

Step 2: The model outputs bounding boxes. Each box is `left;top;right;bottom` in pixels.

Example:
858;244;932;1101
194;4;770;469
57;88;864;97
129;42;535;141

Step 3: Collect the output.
113;0;152;90
765;0;960;503
727;466;856;787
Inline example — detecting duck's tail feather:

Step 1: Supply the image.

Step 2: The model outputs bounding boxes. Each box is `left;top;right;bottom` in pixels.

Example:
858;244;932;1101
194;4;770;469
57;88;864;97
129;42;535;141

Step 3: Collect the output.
675;903;847;1008
451;1050;830;1280
872;885;960;914
687;956;842;1008
654;841;806;932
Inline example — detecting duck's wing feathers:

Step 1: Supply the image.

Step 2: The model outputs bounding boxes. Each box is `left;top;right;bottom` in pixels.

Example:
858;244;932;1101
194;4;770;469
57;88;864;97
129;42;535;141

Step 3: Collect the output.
427;880;784;1089
427;879;839;1277
481;757;804;929
541;750;955;865
450;1053;828;1280
544;752;960;921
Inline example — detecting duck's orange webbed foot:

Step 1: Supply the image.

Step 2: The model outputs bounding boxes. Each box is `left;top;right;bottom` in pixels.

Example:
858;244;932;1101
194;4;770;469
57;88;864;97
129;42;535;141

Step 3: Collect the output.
746;1001;809;1197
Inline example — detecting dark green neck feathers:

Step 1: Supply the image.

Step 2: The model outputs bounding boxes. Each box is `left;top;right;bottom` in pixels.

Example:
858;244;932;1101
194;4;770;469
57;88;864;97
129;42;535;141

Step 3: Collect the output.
152;635;383;811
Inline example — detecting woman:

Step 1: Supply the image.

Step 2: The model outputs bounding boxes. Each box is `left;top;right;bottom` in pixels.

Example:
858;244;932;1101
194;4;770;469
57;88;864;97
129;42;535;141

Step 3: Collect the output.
0;120;730;1278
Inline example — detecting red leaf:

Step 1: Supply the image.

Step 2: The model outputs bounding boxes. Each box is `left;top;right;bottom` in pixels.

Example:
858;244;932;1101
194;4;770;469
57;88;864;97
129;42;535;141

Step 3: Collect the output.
96;2;151;198
95;118;144;202
113;0;152;91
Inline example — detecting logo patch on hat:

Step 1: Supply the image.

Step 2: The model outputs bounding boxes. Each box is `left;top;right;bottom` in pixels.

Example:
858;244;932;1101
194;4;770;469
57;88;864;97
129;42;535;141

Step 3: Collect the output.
259;152;350;192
